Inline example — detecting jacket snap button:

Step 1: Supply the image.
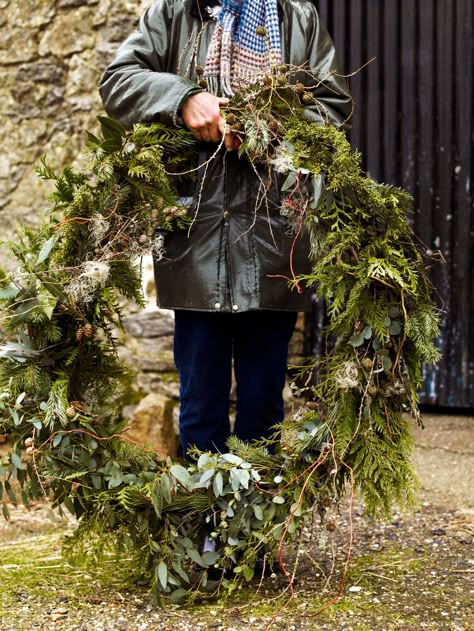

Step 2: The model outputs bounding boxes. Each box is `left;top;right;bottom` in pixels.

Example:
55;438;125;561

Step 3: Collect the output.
223;210;231;219
232;304;239;311
215;302;221;309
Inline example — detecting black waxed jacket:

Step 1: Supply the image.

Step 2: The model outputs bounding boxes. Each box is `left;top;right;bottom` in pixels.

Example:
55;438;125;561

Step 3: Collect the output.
99;0;353;313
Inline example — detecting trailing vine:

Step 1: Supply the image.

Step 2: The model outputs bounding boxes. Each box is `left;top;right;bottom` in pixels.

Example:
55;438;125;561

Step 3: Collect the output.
0;72;440;608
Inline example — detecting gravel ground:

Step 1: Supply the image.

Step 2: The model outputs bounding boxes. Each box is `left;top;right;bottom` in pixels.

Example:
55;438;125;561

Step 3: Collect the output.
1;414;473;630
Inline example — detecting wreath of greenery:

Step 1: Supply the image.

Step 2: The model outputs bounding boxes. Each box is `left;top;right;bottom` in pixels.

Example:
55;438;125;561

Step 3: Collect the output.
0;73;440;607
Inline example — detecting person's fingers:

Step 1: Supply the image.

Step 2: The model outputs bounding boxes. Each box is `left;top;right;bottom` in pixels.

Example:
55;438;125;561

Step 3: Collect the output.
208;124;222;143
219;120;234;151
200;126;212;142
218;97;230;107
232;136;242;150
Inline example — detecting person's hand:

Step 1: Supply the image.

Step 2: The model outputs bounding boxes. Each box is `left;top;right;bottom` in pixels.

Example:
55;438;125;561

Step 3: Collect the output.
180;92;236;151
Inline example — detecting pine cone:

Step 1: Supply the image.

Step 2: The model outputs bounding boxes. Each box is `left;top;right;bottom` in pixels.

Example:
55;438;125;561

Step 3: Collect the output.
302;92;315;104
198;79;208;89
368;384;379;396
256;26;267;36
25;436;34;447
66;405;76;418
225;112;236;125
83;323;94;338
361;357;374;369
71;401;89;414
295;82;305;94
268;120;279;133
195;65;204;75
75;327;84;342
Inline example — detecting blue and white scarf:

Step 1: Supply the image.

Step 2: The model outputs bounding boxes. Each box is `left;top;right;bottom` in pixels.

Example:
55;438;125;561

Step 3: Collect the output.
204;0;282;96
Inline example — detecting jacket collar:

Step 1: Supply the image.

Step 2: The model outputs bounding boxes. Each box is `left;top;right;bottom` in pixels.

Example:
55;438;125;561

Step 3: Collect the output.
190;0;284;23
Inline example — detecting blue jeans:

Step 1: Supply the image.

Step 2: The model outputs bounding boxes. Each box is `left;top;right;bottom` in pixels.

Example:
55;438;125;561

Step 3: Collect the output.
173;310;298;456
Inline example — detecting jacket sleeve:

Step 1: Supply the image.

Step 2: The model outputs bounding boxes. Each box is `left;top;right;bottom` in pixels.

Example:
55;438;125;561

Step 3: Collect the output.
301;3;353;128
98;0;202;129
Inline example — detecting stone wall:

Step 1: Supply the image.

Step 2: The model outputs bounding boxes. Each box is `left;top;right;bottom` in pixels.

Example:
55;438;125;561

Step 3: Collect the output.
0;0;149;242
0;0;306;457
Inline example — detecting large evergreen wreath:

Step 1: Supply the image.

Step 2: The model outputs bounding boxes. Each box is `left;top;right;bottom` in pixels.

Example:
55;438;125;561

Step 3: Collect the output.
0;73;440;606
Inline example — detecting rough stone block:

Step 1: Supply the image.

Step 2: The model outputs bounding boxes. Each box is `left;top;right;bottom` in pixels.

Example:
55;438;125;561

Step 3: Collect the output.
125;392;178;459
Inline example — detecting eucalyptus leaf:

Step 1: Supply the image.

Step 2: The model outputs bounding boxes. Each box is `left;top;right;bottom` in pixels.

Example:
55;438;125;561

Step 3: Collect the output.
290;501;303;517
157;560;168;589
311;173;324;210
197;453;211;469
197;468;215;487
36;236;58;265
272;495;285;504
11;453;23;470
221;453;243;466
389;320;402;335
236;468;250;489
169;588;188;604
15;392;26;407
202;551;220;565
53;433;63;447
187;547;208;568
372;338;382;350
213;471;223;497
281;172;297;192
0;286;19;300
229;469;241;491
170;464;193;491
349;333;364;347
160;474;173;504
172;562;190;584
363;326;373;339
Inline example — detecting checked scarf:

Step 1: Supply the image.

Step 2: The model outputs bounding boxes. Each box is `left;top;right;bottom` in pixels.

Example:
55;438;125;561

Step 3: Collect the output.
203;0;282;96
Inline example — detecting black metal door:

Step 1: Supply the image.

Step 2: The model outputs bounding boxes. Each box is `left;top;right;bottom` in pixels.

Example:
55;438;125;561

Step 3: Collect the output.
308;0;474;408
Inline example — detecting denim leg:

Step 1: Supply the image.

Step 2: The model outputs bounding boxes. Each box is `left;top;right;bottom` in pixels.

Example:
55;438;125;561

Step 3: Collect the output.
232;311;298;444
174;310;233;456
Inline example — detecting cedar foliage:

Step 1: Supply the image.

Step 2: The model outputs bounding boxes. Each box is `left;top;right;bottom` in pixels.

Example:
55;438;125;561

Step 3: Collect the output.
0;73;440;604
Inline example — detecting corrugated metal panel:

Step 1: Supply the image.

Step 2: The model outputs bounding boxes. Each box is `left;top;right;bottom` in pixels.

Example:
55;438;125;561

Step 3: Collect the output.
307;0;474;408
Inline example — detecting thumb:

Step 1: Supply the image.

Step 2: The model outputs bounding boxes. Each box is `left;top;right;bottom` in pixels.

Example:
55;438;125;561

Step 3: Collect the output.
218;97;230;107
